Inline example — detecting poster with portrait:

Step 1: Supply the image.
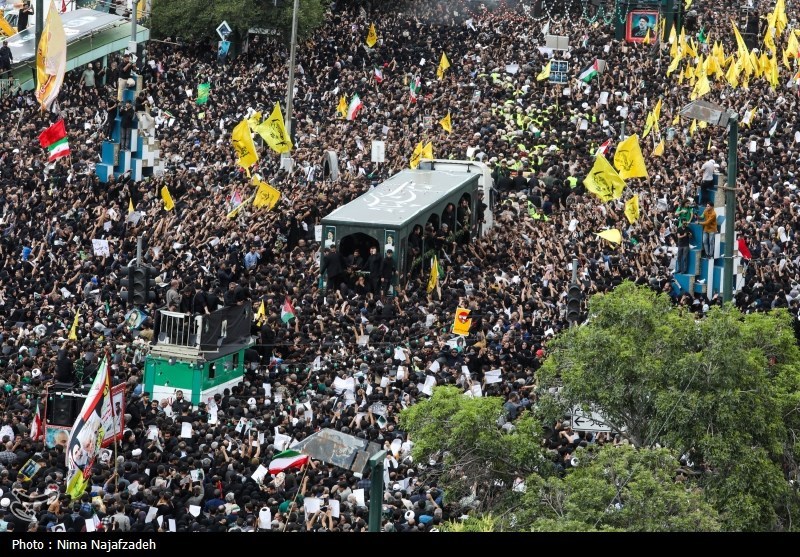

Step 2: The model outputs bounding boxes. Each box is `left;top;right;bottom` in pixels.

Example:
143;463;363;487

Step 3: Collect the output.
626;10;659;43
45;425;70;449
384;230;396;255
324;225;336;249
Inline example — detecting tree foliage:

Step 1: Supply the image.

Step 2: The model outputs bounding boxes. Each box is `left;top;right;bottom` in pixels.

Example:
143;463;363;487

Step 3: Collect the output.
150;0;330;43
398;386;551;509
538;281;800;531
519;445;721;532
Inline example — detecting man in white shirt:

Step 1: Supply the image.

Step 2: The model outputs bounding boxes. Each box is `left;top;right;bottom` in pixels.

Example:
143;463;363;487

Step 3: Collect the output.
700;158;716;205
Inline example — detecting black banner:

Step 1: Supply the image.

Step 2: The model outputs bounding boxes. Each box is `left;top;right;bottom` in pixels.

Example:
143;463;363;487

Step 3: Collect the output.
199;304;253;351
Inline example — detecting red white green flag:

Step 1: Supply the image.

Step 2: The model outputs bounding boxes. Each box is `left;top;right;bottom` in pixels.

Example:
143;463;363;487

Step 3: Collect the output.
268;450;309;474
38;119;70;162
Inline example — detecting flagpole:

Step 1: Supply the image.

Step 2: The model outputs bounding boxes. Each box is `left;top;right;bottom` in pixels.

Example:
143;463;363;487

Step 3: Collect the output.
104;348;119;492
281;0;300;171
281;461;309;532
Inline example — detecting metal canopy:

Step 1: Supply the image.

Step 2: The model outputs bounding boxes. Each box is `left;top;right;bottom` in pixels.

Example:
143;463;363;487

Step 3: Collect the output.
680;100;731;128
291;428;382;473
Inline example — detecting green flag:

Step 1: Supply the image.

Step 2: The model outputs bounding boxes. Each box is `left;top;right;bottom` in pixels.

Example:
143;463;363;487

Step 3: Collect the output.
196;83;210;105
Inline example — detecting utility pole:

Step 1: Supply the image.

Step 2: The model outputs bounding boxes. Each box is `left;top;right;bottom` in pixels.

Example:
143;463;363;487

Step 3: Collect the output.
368;450;386;532
281;0;299;170
129;0;138;55
722;113;738;303
35;0;43;54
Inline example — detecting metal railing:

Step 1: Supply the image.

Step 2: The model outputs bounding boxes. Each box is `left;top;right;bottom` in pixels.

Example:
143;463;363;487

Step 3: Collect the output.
156;309;203;348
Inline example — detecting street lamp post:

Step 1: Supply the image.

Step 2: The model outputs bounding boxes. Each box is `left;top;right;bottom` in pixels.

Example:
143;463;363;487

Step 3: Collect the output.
679;100;739;303
281;0;300;171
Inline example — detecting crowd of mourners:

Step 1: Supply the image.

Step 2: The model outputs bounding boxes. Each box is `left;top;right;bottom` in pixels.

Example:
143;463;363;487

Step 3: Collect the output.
1;0;800;532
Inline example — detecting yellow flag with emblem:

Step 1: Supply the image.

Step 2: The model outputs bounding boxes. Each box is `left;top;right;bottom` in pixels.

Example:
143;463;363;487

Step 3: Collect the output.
247;111;262;131
161;186;175;211
439;112;452;133
427;255;440;294
536;60;551;81
624;195;640;224
672;112;680;125
642;111;655;138
764;26;777;55
410;142;423;169
336;95;347;118
725;57;741;88
68;310;80;341
255;300;266;325
653;140;665;157
422;141;434;160
643;27;651;45
252;177;281;210
583;155;626;203
690;119;697;136
366;24;378;47
614;134;648;180
690;66;711;99
437;51;450;80
596;228;622;246
231;119;259;169
255;102;293;154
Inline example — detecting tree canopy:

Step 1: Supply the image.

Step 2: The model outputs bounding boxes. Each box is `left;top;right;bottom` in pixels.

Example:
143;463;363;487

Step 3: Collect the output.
538;281;800;531
150;0;330;43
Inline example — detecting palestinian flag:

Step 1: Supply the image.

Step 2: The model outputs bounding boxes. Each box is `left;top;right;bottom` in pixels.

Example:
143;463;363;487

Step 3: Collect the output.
38;119;70;162
269;450;309;474
409;76;421;103
578;59;599;83
347;94;364;121
281;296;296;323
373;67;384;83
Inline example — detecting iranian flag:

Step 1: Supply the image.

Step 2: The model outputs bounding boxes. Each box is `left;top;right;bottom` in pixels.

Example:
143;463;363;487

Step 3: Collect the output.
30;403;43;441
595;139;612;157
38;119;71;162
578;59;600;83
373;67;384;83
347;94;364;121
269;450;309;474
281;296;296;323
409;76;421;103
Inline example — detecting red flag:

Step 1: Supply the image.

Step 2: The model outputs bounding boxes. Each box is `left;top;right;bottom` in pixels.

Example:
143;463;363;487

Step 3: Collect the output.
737;238;752;260
61;0;67;12
38;119;67;148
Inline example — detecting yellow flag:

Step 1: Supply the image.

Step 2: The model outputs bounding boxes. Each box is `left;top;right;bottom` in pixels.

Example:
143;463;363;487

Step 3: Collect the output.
683;37;697;59
774;0;787;37
690;119;697;137
36;0;67;111
653;140;665;157
667;51;682;76
255;300;266;325
583;155;626;203
366;23;378;48
427;255;439;294
768;55;779;89
672;112;680;125
536;60;551;81
642;111;655;138
128;198;134;214
452;307;472;336
226;196;251;219
252;177;281;210
764;26;777;55
0;14;15;37
247;111;262;131
685;0;693;9
68;311;80;341
161;186;175;211
255;102;293;154
788;31;800;58
422;141;434;160
725;58;741;88
624;195;640;224
231;119;259;169
410;142;423;169
690;67;711;100
784;47;792;69
437;51;450;80
439;112;452;133
614;134;648;180
336;95;347;118
596;229;623;246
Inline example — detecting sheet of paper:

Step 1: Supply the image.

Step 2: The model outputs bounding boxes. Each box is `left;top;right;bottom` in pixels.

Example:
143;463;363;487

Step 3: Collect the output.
422;375;436;396
156;515;163;528
85;519;96;532
259;507;271;529
304;497;321;514
189;505;201;517
329;499;340;518
274;433;293;451
484;369;502;384
429;360;440;373
251;464;268;484
380;375;390;388
169;519;176;532
394;347;406;360
180;421;192;438
145;506;158;523
353;488;365;506
599;91;609;105
470;384;483;397
396;366;406;381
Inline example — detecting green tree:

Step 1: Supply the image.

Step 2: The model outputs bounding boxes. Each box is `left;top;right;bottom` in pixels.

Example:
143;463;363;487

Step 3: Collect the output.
398;386;551;512
519;445;721;532
538;282;800;531
150;0;329;43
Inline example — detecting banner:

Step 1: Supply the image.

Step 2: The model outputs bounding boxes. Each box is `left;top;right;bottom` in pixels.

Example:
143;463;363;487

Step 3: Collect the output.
44;384;125;449
196;83;210;105
35;0;67;111
452;307;472;336
199;304;254;351
65;357;111;499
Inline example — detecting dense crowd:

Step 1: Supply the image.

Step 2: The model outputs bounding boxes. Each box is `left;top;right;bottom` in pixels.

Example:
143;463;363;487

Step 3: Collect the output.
1;0;800;532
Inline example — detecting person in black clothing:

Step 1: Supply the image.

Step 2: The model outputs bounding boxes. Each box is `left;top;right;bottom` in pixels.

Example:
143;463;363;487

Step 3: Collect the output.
17;1;33;33
191;282;210;315
320;246;345;291
0;41;12;76
105;98;119;140
366;246;383;294
119;100;135;150
512;169;528;193
379;249;396;294
119;54;134;82
676;223;691;274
